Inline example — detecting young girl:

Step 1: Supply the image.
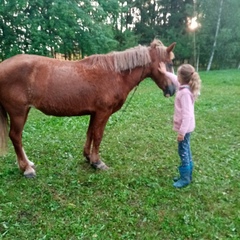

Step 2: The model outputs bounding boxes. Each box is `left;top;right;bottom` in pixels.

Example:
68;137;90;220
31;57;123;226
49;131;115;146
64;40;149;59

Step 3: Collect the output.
158;62;201;188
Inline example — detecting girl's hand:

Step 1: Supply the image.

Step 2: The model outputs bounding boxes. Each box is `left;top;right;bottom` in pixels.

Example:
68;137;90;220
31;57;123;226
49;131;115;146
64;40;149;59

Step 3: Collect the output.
177;134;184;142
158;62;167;74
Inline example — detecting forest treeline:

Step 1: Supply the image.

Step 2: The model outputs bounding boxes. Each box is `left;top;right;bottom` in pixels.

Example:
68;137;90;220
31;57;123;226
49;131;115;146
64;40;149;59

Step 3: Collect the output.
0;0;239;70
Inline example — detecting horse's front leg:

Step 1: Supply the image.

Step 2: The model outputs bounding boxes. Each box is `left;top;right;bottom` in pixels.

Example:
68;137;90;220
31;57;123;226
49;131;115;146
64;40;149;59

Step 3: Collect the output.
83;115;94;162
9;113;36;178
89;113;110;170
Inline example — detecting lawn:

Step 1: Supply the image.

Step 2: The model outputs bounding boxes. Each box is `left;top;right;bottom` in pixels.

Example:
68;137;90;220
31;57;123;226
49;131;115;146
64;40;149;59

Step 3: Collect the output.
0;69;240;239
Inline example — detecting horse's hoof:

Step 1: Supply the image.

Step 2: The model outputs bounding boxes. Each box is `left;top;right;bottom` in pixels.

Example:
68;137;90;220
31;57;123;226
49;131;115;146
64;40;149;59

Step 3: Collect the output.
91;161;109;170
24;168;36;178
24;172;36;178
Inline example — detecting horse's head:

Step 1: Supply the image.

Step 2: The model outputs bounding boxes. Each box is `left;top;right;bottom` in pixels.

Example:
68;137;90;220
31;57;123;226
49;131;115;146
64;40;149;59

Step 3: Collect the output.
148;40;176;97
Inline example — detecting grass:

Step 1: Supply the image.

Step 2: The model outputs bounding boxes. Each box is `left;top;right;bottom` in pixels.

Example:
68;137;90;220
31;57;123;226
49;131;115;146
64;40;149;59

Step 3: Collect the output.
0;69;240;239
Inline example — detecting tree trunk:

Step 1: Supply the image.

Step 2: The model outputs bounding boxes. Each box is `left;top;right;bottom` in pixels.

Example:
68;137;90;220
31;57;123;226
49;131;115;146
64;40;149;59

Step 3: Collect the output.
206;0;224;71
196;45;199;72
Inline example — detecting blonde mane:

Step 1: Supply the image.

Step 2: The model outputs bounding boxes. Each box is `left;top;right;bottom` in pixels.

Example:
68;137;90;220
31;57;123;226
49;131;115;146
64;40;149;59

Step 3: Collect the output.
88;39;170;72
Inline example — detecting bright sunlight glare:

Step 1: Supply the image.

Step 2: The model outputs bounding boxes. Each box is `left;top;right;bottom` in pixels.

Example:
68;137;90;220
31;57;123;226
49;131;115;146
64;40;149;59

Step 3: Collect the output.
188;17;198;30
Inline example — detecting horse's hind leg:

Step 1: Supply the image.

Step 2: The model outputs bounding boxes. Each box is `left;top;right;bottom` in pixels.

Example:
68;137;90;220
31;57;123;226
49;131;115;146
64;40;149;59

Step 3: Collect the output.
9;110;36;178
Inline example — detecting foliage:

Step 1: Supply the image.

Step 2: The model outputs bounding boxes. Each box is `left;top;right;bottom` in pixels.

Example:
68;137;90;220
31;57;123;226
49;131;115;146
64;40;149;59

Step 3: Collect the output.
0;70;239;239
0;0;240;68
0;0;119;59
199;0;240;69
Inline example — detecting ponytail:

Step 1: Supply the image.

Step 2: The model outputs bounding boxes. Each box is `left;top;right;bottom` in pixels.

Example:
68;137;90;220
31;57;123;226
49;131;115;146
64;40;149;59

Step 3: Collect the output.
189;72;201;100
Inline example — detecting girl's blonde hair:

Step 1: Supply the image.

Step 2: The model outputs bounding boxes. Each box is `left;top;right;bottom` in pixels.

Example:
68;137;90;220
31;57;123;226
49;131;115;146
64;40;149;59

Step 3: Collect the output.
178;64;201;99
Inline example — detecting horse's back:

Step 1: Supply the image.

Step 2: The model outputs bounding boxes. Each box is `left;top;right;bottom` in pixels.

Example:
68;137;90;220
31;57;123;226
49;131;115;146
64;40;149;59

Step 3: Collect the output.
0;53;124;117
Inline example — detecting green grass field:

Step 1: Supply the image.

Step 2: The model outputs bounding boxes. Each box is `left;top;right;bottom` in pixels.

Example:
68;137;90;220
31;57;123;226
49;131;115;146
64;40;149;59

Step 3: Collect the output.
0;69;240;239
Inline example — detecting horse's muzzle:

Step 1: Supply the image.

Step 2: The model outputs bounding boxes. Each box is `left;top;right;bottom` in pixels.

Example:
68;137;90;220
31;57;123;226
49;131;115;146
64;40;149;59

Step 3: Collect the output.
164;84;176;97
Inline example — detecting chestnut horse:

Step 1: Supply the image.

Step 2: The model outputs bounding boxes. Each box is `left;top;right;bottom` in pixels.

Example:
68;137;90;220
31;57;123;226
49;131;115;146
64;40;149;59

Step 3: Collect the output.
0;39;176;177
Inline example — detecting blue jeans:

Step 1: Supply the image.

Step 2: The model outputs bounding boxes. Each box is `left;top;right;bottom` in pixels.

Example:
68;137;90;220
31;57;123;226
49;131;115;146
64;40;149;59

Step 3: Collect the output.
178;133;192;166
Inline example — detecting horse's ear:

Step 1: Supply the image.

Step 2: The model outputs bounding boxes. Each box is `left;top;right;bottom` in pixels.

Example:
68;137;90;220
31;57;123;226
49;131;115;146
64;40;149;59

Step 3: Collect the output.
166;42;176;53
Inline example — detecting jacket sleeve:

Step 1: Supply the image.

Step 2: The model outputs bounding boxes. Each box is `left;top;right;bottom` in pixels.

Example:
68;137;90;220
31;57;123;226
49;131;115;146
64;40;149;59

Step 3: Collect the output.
165;72;180;89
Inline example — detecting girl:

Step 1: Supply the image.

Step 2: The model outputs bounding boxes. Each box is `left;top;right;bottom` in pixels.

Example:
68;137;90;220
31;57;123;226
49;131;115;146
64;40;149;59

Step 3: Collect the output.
158;62;201;188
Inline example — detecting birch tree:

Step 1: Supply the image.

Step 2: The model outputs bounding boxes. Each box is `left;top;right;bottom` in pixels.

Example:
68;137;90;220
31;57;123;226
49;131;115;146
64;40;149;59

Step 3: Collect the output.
206;0;223;71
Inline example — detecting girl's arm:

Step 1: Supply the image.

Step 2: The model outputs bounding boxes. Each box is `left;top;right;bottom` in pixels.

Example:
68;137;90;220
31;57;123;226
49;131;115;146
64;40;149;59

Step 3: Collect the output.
165;72;180;89
158;62;180;88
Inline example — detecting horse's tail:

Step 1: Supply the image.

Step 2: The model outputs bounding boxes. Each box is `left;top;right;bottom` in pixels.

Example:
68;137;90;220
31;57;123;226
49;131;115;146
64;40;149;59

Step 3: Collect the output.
0;104;8;155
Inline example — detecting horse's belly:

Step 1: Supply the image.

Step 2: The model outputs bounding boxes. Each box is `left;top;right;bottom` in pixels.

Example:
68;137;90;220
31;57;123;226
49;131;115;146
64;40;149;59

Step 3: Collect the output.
37;106;91;117
35;98;94;117
32;83;124;117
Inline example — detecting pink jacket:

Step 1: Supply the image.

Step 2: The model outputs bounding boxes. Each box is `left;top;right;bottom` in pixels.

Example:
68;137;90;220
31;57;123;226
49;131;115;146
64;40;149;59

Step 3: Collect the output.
165;72;195;136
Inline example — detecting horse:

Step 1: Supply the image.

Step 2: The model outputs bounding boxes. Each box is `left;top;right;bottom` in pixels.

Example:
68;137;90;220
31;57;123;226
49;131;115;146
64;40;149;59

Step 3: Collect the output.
0;39;176;178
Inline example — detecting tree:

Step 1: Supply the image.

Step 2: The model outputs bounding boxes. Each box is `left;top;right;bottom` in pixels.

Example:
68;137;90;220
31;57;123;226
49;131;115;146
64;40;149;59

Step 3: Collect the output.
0;0;22;59
206;0;223;71
0;0;239;69
97;0;139;50
198;0;240;70
0;0;119;60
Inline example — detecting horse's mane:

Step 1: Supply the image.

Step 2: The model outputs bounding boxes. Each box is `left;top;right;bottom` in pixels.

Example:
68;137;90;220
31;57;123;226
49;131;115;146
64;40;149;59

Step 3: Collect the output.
87;39;169;72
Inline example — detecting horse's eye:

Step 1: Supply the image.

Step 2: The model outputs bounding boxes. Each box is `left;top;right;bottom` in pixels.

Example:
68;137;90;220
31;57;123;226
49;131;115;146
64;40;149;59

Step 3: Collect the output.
165;62;174;74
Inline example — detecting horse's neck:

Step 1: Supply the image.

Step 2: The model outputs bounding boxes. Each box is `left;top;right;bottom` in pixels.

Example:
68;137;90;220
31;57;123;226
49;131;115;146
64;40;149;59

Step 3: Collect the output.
124;66;148;90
